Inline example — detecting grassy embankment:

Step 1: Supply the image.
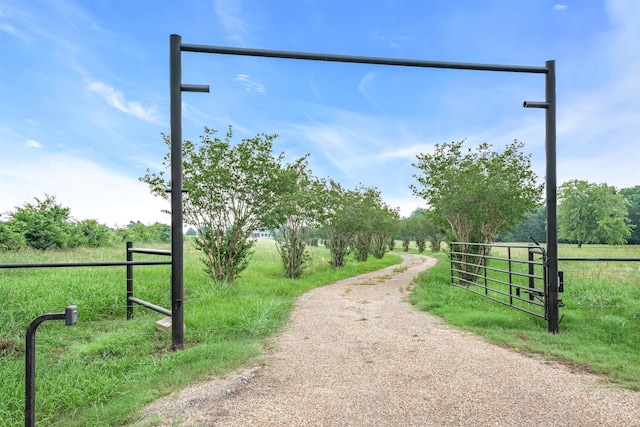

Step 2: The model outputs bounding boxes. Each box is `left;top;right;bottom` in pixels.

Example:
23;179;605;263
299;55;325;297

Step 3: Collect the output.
410;243;640;390
0;240;400;426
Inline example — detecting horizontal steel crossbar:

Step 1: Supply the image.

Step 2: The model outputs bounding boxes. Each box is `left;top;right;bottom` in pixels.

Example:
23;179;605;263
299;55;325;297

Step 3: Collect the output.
128;297;171;317
0;260;171;269
181;43;549;74
452;261;544;280
559;257;640;262
128;247;171;256
450;252;542;266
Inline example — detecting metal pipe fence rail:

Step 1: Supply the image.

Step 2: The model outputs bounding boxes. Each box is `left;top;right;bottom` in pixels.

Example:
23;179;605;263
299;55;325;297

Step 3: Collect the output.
126;241;172;318
449;242;552;321
0;242;172;319
558;257;640;262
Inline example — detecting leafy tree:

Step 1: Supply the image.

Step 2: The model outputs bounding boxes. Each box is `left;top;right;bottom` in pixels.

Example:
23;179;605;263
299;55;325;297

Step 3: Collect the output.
558;180;631;247
399;217;414;252
367;192;399;259
150;222;171;243
319;180;358;267
399;211;422;252
70;219;115;247
268;157;324;279
402;209;444;253
141;126;297;283
0;221;26;251
387;235;396;252
350;186;379;262
423;209;446;252
620;186;640;245
116;221;168;244
115;222;135;243
321;184;397;263
496;205;546;243
307;227;325;247
3;195;121;250
413;211;430;253
9;194;72;250
411;140;542;244
408;215;428;252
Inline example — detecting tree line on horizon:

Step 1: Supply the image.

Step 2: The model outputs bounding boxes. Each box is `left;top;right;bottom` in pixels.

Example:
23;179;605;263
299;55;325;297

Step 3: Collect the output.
0;195;171;251
2;126;638;282
497;183;639;246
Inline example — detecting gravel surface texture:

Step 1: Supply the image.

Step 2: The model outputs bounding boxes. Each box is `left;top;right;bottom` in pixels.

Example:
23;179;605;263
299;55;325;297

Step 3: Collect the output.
135;254;640;426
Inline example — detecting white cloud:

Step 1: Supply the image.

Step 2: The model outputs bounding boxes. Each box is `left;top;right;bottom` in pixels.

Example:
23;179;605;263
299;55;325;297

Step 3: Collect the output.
214;0;248;44
554;4;568;11
358;71;380;107
87;80;160;123
376;143;436;160
0;152;170;227
25;139;41;148
0;2;31;40
0;22;19;36
310;83;321;98
234;74;265;93
283;109;439;197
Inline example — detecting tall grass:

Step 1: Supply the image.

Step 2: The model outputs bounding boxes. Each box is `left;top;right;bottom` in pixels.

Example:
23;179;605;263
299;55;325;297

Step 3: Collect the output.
411;244;640;390
0;240;400;426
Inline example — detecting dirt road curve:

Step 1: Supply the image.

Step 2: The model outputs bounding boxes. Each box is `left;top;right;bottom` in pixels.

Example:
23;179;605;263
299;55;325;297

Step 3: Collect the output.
135;254;640;426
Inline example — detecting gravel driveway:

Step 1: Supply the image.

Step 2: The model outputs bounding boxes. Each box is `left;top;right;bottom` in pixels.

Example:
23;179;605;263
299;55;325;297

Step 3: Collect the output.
136;254;640;426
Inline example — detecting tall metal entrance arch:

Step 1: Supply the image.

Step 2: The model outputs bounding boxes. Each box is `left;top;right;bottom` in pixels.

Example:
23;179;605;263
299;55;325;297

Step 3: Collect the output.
168;34;560;348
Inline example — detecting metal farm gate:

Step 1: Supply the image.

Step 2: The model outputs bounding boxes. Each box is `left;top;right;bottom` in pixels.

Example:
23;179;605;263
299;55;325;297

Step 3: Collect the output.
449;242;640;331
449;242;562;327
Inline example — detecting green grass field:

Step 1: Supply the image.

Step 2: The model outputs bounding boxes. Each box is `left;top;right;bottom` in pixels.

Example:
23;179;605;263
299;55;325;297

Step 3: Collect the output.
411;243;640;390
2;241;639;425
0;240;400;426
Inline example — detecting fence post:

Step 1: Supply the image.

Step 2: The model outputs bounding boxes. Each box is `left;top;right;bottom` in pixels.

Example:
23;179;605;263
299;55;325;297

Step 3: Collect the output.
170;34;185;350
544;60;559;332
126;242;134;320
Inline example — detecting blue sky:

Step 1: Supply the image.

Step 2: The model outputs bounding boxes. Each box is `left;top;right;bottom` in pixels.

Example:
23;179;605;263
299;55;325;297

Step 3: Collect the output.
1;0;638;227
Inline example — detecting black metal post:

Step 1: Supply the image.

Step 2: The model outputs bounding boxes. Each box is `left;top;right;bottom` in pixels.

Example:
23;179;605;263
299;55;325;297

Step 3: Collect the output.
170;34;184;350
25;306;78;427
545;60;559;332
126;241;134;319
523;60;558;332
